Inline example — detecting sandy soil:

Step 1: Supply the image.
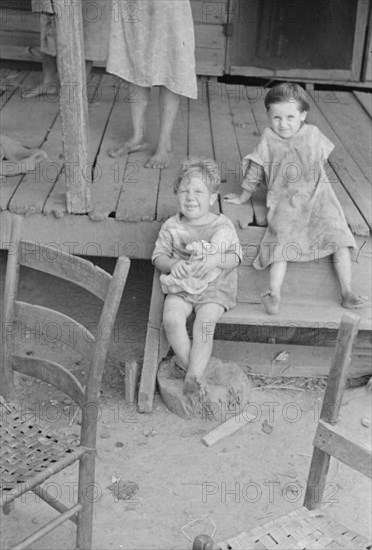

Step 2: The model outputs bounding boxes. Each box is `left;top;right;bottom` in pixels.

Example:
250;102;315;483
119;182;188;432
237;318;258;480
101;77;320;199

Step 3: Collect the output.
1;253;371;549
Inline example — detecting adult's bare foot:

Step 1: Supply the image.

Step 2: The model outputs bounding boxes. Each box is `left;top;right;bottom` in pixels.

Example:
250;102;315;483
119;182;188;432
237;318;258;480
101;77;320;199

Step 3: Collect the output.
144;147;172;169
107;138;148;158
261;290;280;315
21;81;59;99
341;291;370;309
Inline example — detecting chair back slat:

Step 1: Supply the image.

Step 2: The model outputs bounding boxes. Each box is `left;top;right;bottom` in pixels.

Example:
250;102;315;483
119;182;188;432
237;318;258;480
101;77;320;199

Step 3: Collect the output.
10;355;85;408
14;301;95;362
19;242;112;301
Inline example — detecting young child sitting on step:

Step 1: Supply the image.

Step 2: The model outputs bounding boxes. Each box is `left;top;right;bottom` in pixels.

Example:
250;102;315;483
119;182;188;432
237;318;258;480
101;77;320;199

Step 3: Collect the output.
153;158;241;395
224;82;369;315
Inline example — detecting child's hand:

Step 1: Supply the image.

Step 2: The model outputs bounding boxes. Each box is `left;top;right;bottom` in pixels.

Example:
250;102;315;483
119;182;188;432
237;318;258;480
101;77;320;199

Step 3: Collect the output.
171;260;190;279
223;193;242;204
192;256;219;279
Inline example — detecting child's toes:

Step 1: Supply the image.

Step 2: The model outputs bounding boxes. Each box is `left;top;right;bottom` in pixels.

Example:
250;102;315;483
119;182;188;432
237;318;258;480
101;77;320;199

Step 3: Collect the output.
261;290;280;315
341;292;370;309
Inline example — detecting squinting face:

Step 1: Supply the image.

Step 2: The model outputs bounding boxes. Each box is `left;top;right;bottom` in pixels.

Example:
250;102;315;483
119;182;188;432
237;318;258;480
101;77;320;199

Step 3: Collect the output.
177;174;217;224
268;101;307;139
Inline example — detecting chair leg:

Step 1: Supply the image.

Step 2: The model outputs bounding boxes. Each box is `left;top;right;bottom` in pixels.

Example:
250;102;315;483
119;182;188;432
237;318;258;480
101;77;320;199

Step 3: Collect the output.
76;453;96;550
304;447;331;510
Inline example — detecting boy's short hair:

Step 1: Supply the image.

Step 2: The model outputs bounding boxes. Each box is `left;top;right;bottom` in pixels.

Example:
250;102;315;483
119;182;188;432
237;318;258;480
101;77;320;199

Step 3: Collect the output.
174;158;221;194
264;83;310;113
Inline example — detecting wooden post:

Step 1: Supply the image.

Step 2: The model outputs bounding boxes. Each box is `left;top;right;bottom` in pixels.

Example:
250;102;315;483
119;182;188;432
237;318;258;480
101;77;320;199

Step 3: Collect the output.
303;314;360;510
52;0;91;213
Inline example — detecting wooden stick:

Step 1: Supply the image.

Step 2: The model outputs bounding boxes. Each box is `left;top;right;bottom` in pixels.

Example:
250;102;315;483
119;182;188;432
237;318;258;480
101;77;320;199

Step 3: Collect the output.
202;411;256;447
125;361;140;404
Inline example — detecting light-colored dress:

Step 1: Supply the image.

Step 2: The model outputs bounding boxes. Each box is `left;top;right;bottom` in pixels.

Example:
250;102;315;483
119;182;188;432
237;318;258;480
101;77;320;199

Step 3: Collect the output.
106;0;197;99
241;124;357;269
152;213;242;310
32;0;110;61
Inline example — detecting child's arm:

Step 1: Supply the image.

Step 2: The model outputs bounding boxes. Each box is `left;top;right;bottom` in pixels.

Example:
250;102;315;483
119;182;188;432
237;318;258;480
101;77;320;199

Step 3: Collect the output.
154;255;190;279
191;228;240;279
224;160;263;204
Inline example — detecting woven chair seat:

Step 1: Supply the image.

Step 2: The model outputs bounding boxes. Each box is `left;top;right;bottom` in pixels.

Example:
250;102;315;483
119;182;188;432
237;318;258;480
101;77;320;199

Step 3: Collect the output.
217;508;371;550
0;406;82;499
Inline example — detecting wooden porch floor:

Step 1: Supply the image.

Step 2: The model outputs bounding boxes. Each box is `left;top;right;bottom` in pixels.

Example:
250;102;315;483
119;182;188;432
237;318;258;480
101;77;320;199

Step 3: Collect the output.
1;68;371;258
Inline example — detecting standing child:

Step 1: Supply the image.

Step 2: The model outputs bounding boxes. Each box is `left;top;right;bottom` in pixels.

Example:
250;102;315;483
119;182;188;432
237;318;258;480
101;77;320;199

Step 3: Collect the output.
22;1;110;99
106;0;197;169
153;158;241;394
224;83;368;315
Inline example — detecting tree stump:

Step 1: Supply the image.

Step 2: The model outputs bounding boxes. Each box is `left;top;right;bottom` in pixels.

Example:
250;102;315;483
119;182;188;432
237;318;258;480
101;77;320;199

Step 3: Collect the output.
157;356;253;420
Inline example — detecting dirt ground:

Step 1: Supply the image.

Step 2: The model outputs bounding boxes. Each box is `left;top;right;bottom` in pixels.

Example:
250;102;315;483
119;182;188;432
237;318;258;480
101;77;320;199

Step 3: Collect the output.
1;252;371;550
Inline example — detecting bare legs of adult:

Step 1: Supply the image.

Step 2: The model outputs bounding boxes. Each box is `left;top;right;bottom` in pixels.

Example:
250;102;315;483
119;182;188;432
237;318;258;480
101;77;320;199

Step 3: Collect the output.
107;85;150;158
108;85;180;169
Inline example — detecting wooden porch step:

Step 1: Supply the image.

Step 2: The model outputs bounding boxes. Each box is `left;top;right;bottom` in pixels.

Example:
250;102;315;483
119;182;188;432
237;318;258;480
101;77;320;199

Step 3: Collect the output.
138;248;372;412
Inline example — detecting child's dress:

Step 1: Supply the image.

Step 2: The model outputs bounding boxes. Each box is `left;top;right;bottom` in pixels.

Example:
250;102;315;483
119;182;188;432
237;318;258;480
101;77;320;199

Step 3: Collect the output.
107;0;197;99
152;213;241;311
241;124;357;269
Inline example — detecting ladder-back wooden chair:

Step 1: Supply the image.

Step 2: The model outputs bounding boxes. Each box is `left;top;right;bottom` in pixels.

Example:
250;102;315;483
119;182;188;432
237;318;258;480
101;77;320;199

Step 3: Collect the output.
193;313;372;550
0;216;131;549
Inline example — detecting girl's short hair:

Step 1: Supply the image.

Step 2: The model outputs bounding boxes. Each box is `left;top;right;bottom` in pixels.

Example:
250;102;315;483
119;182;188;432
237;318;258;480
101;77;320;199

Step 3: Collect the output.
264;83;310;113
174;158;221;194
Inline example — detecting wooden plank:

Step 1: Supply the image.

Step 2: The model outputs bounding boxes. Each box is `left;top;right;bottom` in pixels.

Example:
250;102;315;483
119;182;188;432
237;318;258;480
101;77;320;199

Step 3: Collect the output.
55;0;90;213
0;210;163;259
0;68;29;109
208;81;254;229
350;0;370;80
156;97;188;222
313;90;371;183
89;75;131;221
353;91;372;116
8;108;61;215
195;57;224;77
227;85;267;226
115;87;160;222
307;91;371;234
202;412;256;447
0;72;60;212
212;341;372;379
221;302;371;331
314;420;372;478
195;24;225;50
231;66;352;82
191;0;228;24
138;269;165;413
189;78;214;158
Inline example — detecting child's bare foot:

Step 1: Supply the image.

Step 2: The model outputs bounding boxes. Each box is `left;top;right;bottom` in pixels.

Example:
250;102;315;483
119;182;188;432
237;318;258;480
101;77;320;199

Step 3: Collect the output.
183;374;205;396
144;146;172;169
261;290;280;315
341;292;370;309
107;138;148;158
